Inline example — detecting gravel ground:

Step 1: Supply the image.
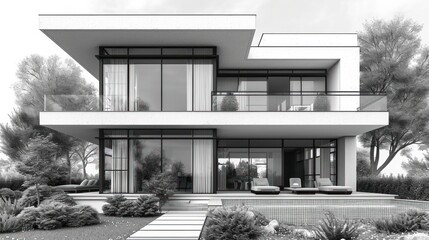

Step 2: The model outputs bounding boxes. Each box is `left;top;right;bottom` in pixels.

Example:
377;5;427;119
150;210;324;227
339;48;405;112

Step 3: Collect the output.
0;215;158;240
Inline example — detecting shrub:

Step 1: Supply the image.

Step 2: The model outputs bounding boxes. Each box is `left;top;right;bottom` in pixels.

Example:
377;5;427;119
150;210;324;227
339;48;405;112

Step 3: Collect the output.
0;196;23;216
253;209;270;227
0;176;26;191
18;185;75;207
314;211;360;240
313;95;330;111
374;209;429;233
0;212;22;233
17;201;99;230
102;194;160;217
204;205;263;240
220;95;239;111
0;188;16;200
142;172;175;210
40;192;76;206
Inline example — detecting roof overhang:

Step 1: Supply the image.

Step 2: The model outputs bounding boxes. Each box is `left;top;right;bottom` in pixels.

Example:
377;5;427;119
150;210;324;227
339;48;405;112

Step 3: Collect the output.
39;14;358;79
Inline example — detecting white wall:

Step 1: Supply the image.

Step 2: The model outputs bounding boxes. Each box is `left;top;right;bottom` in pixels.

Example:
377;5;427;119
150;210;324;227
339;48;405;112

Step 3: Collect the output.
337;136;357;191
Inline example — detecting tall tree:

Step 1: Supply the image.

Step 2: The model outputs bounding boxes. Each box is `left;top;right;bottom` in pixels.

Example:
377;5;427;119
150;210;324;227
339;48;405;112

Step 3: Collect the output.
0;55;97;183
359;17;429;176
401;148;429;178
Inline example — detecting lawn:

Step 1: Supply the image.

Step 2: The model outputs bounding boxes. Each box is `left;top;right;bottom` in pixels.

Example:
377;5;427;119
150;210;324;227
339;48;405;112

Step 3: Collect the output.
0;215;158;240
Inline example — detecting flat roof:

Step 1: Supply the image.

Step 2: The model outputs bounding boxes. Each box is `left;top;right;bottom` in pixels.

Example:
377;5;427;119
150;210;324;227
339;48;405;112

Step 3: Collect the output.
39;14;358;79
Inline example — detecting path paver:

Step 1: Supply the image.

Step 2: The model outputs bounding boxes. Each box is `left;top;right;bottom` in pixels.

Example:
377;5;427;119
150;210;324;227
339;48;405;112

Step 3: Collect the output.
127;211;207;240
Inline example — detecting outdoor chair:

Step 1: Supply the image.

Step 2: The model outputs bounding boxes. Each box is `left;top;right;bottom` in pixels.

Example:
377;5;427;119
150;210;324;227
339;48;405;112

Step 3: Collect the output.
54;179;99;193
314;177;352;194
284;178;318;194
250;178;280;195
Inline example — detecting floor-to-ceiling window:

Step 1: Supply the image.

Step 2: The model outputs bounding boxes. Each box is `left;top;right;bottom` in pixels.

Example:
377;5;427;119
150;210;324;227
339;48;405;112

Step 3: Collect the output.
101;129;215;194
217;138;336;191
100;47;215;112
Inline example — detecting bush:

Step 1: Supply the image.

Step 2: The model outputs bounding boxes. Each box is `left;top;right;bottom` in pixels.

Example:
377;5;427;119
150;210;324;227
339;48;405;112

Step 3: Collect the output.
0;176;25;191
17;201;99;230
102;194;160;217
220;95;239;111
18;185;75;207
0;188;16;200
0;196;24;233
374;209;429;233
204;205;263;240
314;211;360;240
358;176;429;201
0;196;23;216
142;172;175;210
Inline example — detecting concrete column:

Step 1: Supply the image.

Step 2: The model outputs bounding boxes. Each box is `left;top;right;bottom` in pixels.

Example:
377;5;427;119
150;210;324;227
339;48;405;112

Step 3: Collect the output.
337;136;357;191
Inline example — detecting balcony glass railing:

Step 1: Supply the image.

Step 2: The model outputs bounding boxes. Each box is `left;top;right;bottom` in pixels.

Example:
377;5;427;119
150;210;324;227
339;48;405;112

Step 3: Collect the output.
211;91;387;112
43;92;387;112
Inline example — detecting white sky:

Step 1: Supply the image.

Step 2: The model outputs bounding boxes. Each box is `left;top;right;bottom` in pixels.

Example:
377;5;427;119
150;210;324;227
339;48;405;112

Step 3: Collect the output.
1;0;429;175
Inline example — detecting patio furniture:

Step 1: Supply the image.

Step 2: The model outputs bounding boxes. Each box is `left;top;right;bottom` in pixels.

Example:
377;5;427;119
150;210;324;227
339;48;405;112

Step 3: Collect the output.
284;178;318;194
314;178;352;194
250;178;280;195
54;179;99;193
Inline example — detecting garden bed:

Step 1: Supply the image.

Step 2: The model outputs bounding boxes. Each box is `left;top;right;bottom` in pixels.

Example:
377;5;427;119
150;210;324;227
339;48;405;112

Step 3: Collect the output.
0;215;158;240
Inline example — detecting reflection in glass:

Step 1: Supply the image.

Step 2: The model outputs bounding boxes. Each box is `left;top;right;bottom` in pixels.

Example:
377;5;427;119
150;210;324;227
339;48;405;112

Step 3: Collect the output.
129;60;161;111
162;60;193;111
130;139;161;193
163;140;193;192
217;148;251;191
250;148;282;186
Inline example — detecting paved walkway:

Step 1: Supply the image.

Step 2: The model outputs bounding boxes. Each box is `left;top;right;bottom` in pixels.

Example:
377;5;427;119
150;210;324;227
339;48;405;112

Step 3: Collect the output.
127;211;207;240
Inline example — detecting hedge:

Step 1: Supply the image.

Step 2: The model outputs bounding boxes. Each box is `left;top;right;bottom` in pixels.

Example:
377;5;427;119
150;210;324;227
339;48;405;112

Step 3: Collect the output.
357;176;429;201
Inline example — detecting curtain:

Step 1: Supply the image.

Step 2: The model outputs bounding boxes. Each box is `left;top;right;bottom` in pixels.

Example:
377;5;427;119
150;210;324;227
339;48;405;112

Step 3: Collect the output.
193;139;213;193
104;60;127;111
237;80;248;111
193;60;213;111
129;64;137;111
187;61;193;111
111;140;128;193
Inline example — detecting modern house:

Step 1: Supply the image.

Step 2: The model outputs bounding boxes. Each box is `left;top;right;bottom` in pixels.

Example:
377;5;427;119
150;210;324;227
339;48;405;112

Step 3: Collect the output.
39;14;388;195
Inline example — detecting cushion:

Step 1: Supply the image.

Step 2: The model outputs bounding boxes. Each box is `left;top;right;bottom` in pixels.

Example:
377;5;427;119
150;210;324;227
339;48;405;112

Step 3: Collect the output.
318;186;352;192
87;179;96;186
80;179;89;186
253;178;269;186
251;186;280;192
92;179;99;186
317;178;333;187
289;178;302;188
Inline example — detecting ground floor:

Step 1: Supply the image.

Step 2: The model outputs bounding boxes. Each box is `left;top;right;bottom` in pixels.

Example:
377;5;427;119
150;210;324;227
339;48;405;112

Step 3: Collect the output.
99;129;357;194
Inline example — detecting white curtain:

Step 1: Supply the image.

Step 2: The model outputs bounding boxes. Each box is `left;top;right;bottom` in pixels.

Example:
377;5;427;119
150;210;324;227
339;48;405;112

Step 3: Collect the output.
111;140;128;193
193;60;213;111
193;139;213;193
104;61;127;111
129;64;137;111
237;80;248;111
187;61;193;111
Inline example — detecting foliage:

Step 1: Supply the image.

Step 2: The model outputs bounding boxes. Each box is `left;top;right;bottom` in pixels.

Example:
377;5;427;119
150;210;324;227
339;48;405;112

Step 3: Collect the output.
0;196;24;233
0;55;97;185
73;141;97;179
357;176;429;201
357;148;371;177
18;185;75;207
17;201;99;230
253;209;270;227
0;188;17;201
373;209;429;233
220;95;239;111
401;149;429;177
358;16;429;176
102;194;160;217
133;139;161;192
314;211;359;240
313;95;330;111
142;172;176;209
0;176;25;191
204;205;263;240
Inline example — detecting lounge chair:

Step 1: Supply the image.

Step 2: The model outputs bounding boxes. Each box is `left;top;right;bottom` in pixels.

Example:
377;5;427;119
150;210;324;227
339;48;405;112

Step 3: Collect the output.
250;178;280;195
314;178;352;194
284;178;318;194
54;179;99;193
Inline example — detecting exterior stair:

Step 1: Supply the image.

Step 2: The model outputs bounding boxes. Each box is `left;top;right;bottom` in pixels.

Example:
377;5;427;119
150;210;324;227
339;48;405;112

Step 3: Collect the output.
162;199;208;211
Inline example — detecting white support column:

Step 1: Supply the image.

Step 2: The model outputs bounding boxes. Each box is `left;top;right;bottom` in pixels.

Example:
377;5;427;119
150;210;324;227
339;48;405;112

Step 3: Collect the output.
337;136;357;191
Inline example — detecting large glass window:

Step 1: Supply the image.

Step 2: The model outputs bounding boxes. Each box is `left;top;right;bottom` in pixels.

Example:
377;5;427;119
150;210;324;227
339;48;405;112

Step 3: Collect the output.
162;60;193;111
163;140;193;192
102;129;215;194
129;60;161;111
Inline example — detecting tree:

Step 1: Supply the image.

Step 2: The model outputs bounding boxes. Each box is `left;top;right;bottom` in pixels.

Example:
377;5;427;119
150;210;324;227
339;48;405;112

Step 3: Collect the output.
359;16;429;176
74;141;98;179
357;148;371;177
0;55;97;182
220;95;239;111
18;134;68;206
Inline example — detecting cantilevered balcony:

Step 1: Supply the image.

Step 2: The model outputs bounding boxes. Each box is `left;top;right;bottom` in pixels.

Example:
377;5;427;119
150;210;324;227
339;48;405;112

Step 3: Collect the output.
44;92;387;112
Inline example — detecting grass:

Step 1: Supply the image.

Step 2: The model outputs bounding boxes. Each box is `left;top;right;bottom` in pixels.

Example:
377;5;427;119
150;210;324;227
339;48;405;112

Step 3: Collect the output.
0;215;158;240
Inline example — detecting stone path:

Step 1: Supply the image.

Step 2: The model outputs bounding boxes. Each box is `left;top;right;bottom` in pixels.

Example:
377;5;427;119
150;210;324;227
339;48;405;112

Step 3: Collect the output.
127;211;207;240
